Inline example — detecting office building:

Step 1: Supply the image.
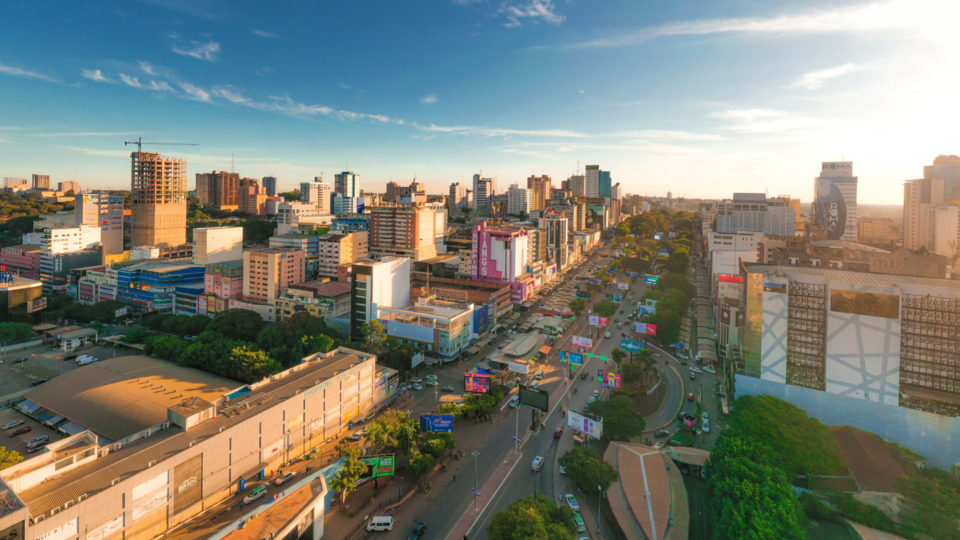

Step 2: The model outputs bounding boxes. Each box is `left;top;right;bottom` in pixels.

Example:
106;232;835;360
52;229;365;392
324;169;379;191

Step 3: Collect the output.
857;217;899;248
75;191;124;255
543;209;569;270
448;182;470;213
204;260;244;299
270;233;321;279
195;171;240;210
568;174;586;197
237;177;268;215
471;221;533;302
349;256;411;339
0;347;385;540
4;177;28;192
131;152;187;248
472;174;494;216
193;227;243;265
409;181;427;204
378;298;474;358
331;193;358;215
335;171;359;198
300;180;332;215
116;261;205;310
736;264;960;468
276;201;330;235
243;247;305;304
331;213;371;233
903;155;960;252
31;173;49;189
39;226;101;255
368;205;438;261
506;185;531;216
57;180;80;194
0;245;42;279
584;165;612;198
279;280;352;320
526;175;551;211
812;161;858;241
262;176;277;197
385;181;404;203
317;231;368;278
716;193;796;236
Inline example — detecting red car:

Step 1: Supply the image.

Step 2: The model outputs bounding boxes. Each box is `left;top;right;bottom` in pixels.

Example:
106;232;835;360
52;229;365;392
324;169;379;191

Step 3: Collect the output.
688;393;695;401
554;427;563;439
9;426;31;437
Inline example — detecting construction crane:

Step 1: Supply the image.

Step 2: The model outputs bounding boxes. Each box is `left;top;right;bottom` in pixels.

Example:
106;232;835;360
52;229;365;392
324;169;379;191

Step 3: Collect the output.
124;137;199;153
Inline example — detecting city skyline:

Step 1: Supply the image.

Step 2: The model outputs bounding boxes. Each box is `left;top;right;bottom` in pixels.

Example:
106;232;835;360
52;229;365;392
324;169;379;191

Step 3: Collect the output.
1;0;957;204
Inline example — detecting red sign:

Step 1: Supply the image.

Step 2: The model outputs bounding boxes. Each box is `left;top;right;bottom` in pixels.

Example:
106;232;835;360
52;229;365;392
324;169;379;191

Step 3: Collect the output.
598;316;609;327
718;274;743;284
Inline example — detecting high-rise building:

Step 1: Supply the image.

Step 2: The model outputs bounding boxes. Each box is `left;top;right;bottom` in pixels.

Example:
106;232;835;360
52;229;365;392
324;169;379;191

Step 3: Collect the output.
130;152;187;248
368;204;438;261
812;161;858;241
385;181;403;203
335;171;359;198
195;171;240;210
193;226;243;265
543;209;569;270
585;165;600;197
506;184;531;216
317;231;368;278
903;155;960;252
31;174;50;189
349;256;412;340
58;180;80;194
262;176;277;197
331;193;358;215
409;181;427;204
716;193;796;236
242;247;305;304
568;174;585;197
448;182;470;213
526;175;552;211
39;226;102;255
75;191;124;255
269;233;321;278
239;177;268;215
472;174;494;216
471;221;533;302
300;180;332;215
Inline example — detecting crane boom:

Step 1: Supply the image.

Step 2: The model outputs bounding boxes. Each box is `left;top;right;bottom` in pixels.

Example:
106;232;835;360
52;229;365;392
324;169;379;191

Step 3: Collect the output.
124;137;199;153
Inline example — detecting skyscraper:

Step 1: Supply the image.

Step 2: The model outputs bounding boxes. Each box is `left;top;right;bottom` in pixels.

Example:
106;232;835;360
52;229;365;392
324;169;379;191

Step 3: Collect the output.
195;171;240;210
812;161;858;242
448;182;470;213
300;180;332;214
335;171;359;198
543;209;569;270
585;165;600;197
507;184;531;216
262;176;277;197
568;174;585;197
526;175;551;211
75;191;124;255
368;204;438;260
903;155;960;253
130;152;187;248
31;174;50;189
472;173;494;215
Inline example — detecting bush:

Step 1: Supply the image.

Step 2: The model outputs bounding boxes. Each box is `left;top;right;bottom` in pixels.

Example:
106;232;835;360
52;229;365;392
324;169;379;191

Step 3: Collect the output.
408;449;434;477
799;493;842;523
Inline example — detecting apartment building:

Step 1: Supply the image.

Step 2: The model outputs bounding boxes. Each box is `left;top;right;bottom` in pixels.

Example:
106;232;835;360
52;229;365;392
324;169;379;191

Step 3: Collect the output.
368;205;438;261
195;171;240;210
243;247;305;304
75;191;124;255
317;231;368;278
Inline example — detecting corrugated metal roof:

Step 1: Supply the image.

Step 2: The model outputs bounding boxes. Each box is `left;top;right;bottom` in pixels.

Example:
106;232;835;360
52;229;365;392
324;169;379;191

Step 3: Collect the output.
746;264;960;290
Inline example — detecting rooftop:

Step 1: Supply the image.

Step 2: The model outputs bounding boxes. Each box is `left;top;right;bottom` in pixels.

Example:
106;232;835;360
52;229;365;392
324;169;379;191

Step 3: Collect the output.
0;276;42;290
604;442;675;540
290;280;351;297
811;240;890;254
746;264;960;291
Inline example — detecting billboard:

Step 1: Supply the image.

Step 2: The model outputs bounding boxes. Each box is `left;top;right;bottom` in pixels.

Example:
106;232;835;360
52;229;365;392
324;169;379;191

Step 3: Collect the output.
620;339;644;353
612;294;623;303
360;454;395;478
567;352;584;367
644;274;660;284
173;454;202;515
597;370;621;389
508;360;530;375
568;410;603;439
420;414;454;433
635;322;657;335
588;315;609;327
625;270;640;278
465;373;492;394
813;176;851;240
617;282;629;291
718;274;743;284
571;335;593;349
830;289;900;319
764;282;787;294
411;351;425;369
519;384;549;412
473;304;490;334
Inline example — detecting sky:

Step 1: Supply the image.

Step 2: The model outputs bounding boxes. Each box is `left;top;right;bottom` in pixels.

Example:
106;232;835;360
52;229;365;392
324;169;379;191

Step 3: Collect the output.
1;0;958;204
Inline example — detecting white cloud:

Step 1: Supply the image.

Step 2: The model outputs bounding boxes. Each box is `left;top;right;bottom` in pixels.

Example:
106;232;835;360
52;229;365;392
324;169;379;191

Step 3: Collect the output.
62;146;132;158
0;61;58;83
556;0;949;50
338;82;353;90
148;80;174;92
501;146;557;159
138;60;158;75
255;66;274;77
212;86;254;105
179;82;212;102
118;74;142;88
423;124;586;138
617;129;724;141
34;131;135;138
252;29;281;39
82;69;112;83
171;40;221;61
421;94;438;104
788;63;865;90
710;108;820;133
501;0;563;28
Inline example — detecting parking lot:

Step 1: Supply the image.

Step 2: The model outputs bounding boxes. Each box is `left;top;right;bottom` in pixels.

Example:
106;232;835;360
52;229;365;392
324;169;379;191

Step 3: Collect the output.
0;340;130;399
0;406;56;456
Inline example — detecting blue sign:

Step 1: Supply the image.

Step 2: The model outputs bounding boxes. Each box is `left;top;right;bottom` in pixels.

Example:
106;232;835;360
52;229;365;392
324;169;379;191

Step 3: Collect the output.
620;339;644;353
473;304;489;334
612;294;623;303
644;274;660;285
606;267;617;274
562;352;584;367
625;270;640;278
420;414;454;433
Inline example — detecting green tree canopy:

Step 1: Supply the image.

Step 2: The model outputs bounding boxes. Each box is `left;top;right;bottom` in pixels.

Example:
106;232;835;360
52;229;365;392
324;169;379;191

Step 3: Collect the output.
0;446;23;471
559;446;618;491
208;309;265;341
592;300;618;318
586;394;644;441
0;322;33;345
331;445;368;504
487;494;577;540
568;298;585;314
364;409;419;453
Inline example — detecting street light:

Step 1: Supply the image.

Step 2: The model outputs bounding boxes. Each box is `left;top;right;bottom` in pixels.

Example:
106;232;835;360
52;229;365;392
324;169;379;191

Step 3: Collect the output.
472;450;480;511
597;485;602;533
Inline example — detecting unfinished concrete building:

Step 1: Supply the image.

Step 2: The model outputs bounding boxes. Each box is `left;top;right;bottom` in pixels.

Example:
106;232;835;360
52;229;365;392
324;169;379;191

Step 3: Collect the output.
131;152;187;248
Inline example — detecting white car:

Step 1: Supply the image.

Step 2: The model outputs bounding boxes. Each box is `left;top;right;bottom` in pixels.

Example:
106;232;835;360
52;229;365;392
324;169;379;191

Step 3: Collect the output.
531;456;544;471
703;366;716;374
702;411;709;422
565;493;580;512
425;380;439;387
426;374;438;380
413;384;423;391
592;389;600;398
410;377;423;383
702;418;711;433
604;331;611;338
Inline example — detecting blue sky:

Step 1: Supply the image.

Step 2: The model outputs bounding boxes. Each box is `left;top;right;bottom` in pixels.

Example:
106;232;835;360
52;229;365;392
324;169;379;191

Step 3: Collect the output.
1;0;957;204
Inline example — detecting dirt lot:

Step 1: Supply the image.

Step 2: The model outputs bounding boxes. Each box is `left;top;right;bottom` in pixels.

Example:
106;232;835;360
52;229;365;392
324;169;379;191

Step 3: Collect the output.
831;426;906;492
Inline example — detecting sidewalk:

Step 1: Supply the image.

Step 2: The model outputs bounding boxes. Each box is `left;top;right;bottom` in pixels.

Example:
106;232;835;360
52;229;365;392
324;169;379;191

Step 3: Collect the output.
444;451;524;540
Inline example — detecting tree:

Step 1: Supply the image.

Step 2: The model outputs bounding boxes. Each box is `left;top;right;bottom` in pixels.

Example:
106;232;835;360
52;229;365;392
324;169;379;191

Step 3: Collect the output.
586;394;644;441
592;300;618;318
301;333;335;355
610;348;625;366
331;445;368;504
0;446;23;470
420;433;455;458
229;345;282;383
568;298;585;314
408;449;434;477
0;322;33;345
487;494;576;540
360;320;388;353
559;446;618;491
208;309;265;341
364;409;419;452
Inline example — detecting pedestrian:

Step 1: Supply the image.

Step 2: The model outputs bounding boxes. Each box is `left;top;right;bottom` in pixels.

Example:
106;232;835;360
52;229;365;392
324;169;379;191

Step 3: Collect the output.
453;474;456;481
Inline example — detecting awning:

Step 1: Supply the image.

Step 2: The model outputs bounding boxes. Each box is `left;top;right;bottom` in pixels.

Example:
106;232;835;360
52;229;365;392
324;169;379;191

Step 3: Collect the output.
538;345;552;355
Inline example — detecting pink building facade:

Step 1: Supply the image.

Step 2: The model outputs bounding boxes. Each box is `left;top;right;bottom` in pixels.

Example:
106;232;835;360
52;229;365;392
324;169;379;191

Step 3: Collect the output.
471;221;534;303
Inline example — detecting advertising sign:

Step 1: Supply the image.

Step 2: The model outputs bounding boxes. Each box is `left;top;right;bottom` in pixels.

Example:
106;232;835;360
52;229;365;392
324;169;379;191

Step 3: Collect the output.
617;282;629;291
620;338;644;353
571;335;593;349
635;322;657;335
114;306;128;318
718;274;743;284
567;352;584;367
588;315;609;327
519;384;549;412
568;410;603;439
813;176;850;240
464;373;492;394
625;270;640;278
508;360;530;375
612;294;623;303
411;351;425;369
173;454;203;515
419;414;454;433
360;455;395;478
597;370;621;389
644;274;660;285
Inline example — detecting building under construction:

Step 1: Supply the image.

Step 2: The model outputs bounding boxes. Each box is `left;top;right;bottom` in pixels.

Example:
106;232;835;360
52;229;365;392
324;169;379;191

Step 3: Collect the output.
131;152;187;248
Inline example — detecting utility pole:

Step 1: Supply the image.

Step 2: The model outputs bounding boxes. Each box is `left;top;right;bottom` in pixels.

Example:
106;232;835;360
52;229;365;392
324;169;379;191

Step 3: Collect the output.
472;450;481;511
597;485;602;533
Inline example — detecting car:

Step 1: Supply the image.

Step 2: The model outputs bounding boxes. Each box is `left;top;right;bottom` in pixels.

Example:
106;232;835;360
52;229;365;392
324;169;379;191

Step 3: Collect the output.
535;369;544;379
655;429;670;437
678;412;696;422
702;419;710;433
689;367;702;374
347;432;363;441
31;378;48;387
410;377;423;383
275;471;296;485
442;385;455;392
702;411;709;422
529;380;539;388
531;455;544;471
425;380;438;387
592;389;599;398
703;366;716;374
554;427;563;439
426;374;438;380
509;396;519;408
689;372;696;380
587;395;597;404
8;426;31;437
12;357;26;364
413;384;423;391
408;522;427;540
2;420;24;430
604;332;611;338
565;493;580;511
243;485;268;504
688;392;695;401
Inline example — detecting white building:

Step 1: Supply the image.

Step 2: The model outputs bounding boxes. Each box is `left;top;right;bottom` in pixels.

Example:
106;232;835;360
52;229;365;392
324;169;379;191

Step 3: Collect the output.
507;185;531;216
472;174;494;216
193;226;244;265
585;165;600;197
40;226;101;255
813;161;858;242
716;193;796;236
335;171;360;198
349;256;412;339
75;191;124;255
276;201;331;234
377;298;475;358
448;182;470;212
300;180;332;215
